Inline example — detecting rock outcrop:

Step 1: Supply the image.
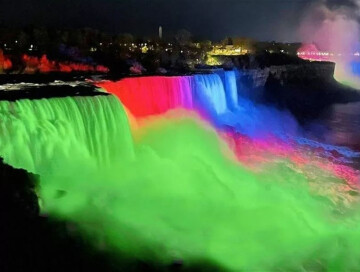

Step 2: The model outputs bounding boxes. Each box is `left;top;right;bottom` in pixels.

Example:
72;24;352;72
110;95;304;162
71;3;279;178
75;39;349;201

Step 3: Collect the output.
237;62;336;90
0;158;39;271
0;159;114;272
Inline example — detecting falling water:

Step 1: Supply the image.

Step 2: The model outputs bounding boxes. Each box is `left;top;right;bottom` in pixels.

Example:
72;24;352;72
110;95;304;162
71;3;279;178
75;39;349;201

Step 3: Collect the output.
192;74;228;115
96;76;193;118
215;69;239;110
0;95;134;173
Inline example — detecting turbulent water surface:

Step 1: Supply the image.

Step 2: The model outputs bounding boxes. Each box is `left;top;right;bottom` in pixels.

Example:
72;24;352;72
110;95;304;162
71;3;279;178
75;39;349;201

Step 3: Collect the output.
1;72;360;271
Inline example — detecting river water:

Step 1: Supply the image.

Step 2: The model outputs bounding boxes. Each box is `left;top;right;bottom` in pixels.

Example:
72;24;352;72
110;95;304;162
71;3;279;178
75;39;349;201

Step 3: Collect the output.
319;102;360;151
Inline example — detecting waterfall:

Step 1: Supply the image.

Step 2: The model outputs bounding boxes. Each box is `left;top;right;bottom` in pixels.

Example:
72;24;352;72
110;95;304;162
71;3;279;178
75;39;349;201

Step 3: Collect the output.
97;73;300;137
97;76;193;118
224;70;239;110
1;75;360;272
213;69;239;110
193;74;228;115
0;95;134;174
98;72;297;136
97;73;229;118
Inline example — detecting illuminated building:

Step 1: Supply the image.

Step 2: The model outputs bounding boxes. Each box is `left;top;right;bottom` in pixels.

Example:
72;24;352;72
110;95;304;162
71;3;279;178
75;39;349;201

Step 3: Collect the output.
209;45;250;56
297;44;331;61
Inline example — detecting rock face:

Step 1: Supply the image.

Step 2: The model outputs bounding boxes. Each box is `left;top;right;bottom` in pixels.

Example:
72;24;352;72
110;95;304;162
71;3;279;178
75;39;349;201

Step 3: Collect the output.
238;68;269;89
0;158;40;271
266;65;360;122
0;158;39;219
0;159;115;272
235;61;360;122
269;62;336;85
238;62;336;90
235;62;337;103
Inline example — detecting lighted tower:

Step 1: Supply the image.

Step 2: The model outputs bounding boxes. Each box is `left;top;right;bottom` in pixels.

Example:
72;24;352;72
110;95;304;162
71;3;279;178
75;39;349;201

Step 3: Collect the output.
159;26;163;39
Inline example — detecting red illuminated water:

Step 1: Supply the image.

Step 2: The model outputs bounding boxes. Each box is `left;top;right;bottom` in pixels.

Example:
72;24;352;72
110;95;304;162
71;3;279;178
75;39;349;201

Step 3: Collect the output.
97;76;193;117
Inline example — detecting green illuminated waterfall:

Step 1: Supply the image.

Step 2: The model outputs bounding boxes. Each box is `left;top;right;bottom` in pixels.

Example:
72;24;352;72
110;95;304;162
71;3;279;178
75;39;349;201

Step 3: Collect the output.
0;95;134;174
1;94;360;271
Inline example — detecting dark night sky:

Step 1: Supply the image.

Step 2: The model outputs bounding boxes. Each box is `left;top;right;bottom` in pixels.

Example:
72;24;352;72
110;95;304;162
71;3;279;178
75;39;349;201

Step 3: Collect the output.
0;0;340;42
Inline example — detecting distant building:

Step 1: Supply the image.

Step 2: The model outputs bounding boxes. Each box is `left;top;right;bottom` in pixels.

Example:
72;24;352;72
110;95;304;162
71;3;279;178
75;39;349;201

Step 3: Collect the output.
209;45;249;56
297;43;331;61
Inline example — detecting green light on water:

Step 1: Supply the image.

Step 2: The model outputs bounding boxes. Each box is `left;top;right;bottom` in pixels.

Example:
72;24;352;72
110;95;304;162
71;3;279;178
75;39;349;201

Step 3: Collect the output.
1;96;360;271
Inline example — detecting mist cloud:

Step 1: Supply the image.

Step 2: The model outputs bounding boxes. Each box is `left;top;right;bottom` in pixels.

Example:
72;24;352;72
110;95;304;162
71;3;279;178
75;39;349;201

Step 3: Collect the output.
298;0;360;86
